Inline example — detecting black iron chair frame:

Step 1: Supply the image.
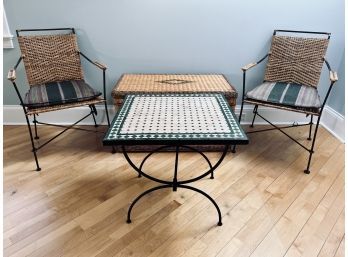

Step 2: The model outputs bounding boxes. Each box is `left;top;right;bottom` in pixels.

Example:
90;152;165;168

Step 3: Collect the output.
122;145;229;226
233;30;338;174
8;28;114;172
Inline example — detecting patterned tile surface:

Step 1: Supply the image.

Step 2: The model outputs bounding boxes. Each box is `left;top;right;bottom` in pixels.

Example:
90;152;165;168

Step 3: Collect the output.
104;94;248;144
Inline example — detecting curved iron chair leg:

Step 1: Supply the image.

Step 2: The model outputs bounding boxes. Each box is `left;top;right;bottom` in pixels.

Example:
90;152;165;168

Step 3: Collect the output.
100;67;115;153
89;105;98;128
304;114;321;174
25;114;41;171
233;71;247;153
250;105;258;128
102;99;116;154
33;114;39;139
232;102;245;154
179;184;222;226
307;114;313;140
305;80;335;174
127;185;171;223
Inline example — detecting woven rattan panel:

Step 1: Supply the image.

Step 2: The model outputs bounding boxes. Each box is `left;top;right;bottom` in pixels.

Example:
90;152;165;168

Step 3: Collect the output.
264;36;329;87
112;74;236;97
18;34;84;86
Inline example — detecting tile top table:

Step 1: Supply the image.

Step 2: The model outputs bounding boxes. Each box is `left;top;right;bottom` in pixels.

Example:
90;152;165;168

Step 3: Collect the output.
104;93;247;145
103;93;248;226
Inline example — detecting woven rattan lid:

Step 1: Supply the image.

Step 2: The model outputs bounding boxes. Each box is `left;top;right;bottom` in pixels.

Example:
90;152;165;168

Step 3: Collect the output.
112;74;237;98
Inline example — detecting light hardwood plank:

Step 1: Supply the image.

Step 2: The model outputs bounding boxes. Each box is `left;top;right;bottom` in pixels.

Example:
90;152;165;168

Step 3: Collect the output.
130;127;316;257
250;144;345;257
210;128;338;257
284;171;344;257
318;211;345;257
333;235;345;257
3;125;344;257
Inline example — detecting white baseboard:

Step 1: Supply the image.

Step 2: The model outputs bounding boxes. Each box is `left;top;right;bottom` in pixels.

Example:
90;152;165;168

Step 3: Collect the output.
3;104;345;142
235;105;317;125
3;105;117;125
320;106;345;142
3;35;14;49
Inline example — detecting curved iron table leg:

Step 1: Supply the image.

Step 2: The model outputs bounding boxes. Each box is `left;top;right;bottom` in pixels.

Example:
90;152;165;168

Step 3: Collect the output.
179;145;214;179
178;184;222;226
127;185;171;223
137;145;214;179
122;146;173;185
138;145;175;178
123;144;228;226
179;145;228;185
123;145;228;185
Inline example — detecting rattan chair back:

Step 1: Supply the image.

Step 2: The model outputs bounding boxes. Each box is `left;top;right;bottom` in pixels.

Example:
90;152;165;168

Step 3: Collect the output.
18;33;84;86
264;35;329;87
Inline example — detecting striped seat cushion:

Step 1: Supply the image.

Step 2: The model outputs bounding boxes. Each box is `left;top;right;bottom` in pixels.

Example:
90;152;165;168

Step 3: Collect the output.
246;82;321;109
24;80;102;108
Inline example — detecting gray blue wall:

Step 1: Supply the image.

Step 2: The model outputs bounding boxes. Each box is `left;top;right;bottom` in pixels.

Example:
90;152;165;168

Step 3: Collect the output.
3;0;345;115
327;50;345;115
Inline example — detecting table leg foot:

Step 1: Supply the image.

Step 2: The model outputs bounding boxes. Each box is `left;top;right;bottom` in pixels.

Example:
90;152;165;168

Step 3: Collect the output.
217;221;222;226
126;219;132;224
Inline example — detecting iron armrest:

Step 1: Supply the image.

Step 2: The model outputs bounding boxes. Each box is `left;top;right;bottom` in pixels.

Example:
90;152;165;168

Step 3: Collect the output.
323;58;338;83
330;71;338;82
94;61;107;70
7;69;16;81
241;54;269;72
79;51;107;70
7;56;24;82
241;63;257;71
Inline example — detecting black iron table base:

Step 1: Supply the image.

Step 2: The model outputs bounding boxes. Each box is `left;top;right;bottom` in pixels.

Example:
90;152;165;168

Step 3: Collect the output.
103;94;249;227
122;145;229;226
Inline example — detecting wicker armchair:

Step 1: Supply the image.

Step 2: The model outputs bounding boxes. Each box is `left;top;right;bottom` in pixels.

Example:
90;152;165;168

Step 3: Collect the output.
233;30;338;174
7;28;113;171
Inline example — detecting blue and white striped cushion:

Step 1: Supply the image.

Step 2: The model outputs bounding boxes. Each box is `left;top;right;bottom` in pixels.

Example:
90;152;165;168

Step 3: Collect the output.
246;82;321;108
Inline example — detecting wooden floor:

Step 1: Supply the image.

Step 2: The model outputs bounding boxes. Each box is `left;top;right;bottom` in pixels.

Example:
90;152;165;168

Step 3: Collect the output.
3;125;345;257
